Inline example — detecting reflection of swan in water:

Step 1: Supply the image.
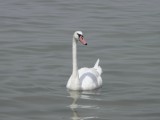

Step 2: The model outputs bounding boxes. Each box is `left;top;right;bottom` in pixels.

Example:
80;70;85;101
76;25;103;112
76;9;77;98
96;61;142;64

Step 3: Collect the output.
68;91;80;120
68;90;101;120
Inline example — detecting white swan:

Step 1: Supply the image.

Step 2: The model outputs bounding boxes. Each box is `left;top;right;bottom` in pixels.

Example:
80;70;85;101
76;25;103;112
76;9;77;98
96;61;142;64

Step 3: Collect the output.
66;31;102;90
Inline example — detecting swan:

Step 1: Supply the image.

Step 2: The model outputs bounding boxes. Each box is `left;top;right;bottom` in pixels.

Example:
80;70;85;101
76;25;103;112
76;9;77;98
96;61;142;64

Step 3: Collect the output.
66;31;103;90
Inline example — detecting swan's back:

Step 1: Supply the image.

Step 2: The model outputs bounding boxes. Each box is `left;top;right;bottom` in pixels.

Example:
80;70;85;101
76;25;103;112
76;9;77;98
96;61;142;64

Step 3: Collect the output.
78;67;102;90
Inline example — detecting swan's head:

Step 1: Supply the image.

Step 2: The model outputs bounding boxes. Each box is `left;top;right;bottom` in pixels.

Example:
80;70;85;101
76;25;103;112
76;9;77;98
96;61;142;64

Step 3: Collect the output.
73;31;87;45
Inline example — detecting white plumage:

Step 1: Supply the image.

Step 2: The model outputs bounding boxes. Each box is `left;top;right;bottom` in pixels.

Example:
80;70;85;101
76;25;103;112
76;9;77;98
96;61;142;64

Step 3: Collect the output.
66;31;103;90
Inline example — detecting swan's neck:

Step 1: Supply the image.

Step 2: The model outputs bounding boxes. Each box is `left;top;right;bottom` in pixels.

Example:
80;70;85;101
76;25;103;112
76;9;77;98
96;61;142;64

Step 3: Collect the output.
66;37;80;90
72;38;78;76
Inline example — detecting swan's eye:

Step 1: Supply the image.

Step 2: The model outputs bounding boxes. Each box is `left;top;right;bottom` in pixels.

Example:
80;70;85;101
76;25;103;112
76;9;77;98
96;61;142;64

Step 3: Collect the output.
77;33;82;38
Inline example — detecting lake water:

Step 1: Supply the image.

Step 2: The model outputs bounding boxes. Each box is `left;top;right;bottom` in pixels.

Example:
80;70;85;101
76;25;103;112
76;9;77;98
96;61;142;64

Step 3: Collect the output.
0;0;160;120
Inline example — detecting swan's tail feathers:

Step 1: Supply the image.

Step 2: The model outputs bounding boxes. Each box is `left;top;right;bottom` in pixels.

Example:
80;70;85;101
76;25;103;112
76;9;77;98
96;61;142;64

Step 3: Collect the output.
94;58;100;68
94;59;102;75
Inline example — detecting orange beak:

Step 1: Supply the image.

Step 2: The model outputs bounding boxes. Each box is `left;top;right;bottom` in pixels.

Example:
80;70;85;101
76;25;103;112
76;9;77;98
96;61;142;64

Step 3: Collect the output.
79;36;87;45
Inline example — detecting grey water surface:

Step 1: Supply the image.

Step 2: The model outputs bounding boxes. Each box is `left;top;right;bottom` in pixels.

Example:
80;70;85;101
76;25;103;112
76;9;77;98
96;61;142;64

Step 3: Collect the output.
0;0;160;120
